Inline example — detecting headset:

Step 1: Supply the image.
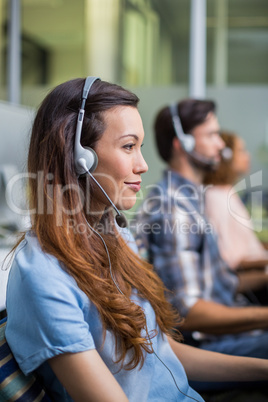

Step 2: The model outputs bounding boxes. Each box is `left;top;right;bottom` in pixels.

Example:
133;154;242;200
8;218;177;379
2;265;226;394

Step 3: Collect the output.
169;103;196;153
74;76;127;228
169;103;232;168
74;76;99;175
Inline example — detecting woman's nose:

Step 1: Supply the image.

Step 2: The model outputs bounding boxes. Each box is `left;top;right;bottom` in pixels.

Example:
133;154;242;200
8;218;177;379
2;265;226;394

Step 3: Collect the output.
135;152;148;174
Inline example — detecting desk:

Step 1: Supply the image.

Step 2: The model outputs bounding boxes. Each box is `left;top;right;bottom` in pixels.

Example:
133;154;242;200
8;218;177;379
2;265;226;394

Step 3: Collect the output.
0;248;13;311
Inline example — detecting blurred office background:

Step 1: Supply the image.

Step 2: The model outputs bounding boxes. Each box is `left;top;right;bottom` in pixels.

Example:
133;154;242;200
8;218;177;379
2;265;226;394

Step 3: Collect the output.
0;0;268;240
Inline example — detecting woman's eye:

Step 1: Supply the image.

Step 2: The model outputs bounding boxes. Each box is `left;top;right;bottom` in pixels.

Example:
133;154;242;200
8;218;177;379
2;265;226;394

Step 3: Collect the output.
123;143;135;150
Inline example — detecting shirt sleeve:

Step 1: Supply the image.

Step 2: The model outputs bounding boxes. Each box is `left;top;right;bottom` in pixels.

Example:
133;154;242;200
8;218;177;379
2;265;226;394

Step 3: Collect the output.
6;237;96;375
163;209;204;316
205;188;238;267
205;187;268;268
135;203;204;317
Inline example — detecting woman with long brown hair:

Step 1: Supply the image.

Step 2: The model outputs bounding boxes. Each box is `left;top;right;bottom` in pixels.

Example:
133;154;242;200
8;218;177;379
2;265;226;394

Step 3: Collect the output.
204;131;268;269
5;79;268;401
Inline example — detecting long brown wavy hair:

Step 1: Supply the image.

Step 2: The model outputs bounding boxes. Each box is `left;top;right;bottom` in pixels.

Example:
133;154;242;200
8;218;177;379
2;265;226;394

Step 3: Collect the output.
24;78;180;370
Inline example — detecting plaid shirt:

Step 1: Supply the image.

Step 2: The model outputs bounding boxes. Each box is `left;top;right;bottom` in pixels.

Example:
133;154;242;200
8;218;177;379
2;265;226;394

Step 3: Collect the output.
132;170;247;318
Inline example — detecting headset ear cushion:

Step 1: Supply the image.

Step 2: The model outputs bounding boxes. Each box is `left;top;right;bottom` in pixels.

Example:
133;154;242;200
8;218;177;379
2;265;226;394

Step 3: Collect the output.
183;135;195;153
84;147;98;172
75;147;98;176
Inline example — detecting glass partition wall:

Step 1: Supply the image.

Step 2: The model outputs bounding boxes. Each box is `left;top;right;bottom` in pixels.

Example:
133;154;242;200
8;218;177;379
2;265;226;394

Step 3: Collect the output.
0;0;267;106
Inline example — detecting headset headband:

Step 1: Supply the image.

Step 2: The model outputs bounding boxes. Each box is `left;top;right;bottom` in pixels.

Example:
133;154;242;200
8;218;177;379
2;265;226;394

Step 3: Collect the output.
74;76;100;176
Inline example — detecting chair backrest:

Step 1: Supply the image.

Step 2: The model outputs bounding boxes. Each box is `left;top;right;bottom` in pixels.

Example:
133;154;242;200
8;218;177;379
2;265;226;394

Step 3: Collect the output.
0;318;52;401
0;251;11;313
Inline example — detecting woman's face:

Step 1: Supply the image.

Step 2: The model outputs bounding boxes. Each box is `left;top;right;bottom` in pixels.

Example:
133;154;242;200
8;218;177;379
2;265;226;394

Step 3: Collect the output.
231;137;250;177
92;105;148;211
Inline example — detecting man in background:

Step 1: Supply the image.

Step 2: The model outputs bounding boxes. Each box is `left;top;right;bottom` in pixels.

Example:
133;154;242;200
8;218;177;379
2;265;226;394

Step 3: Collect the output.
133;99;268;390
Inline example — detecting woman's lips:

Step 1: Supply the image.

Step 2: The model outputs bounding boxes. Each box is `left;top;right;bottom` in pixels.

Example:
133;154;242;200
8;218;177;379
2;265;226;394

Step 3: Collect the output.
125;182;141;192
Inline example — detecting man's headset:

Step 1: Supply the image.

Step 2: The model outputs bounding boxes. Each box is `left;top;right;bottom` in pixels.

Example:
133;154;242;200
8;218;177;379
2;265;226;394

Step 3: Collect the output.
169;104;232;167
169;104;196;153
74;76;128;228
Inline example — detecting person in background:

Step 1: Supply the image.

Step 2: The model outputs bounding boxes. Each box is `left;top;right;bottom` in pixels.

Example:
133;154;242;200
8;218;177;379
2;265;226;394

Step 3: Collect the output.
6;78;268;401
133;99;268;392
204;130;268;270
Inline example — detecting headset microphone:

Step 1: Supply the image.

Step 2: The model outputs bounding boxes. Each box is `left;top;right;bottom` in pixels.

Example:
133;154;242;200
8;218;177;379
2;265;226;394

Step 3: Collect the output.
115;213;128;229
77;158;128;228
74;77;128;228
221;147;233;160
